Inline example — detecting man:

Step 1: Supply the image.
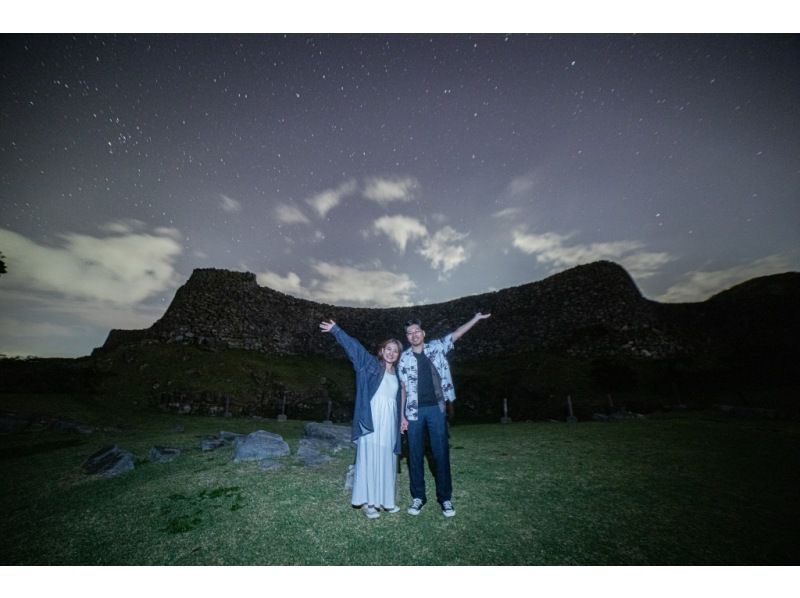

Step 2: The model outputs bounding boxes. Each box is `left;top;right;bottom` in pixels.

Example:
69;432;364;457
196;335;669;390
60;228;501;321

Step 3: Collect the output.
398;312;491;517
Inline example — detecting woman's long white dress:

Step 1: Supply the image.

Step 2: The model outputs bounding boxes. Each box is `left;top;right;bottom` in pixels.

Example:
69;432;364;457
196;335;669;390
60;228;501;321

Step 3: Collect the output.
351;371;398;509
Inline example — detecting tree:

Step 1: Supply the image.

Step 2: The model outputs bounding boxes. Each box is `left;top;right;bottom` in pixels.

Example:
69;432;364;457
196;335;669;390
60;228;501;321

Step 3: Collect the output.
0;251;6;275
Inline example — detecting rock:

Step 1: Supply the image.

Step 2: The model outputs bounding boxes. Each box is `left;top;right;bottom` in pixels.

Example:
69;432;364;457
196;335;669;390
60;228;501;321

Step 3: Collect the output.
0;412;31;433
82;445;135;477
298;436;339;454
344;464;355;490
592;413;609;422
149;446;181;463
233;430;289;462
201;437;226;451
296;439;332;466
219;430;245;444
303;422;352;452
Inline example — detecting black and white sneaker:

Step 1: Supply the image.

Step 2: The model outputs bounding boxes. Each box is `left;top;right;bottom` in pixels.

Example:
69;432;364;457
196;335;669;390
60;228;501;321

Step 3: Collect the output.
442;500;456;518
407;498;424;515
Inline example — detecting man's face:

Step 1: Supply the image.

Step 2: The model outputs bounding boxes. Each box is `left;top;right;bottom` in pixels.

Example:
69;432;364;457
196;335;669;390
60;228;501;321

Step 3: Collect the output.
405;324;425;348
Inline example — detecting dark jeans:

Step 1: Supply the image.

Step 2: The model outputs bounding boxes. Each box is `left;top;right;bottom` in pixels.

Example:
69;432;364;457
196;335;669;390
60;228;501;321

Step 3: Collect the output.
407;404;452;505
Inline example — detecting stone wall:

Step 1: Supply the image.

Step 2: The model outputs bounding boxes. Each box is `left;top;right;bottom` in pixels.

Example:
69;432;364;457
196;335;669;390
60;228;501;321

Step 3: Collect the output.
95;261;800;383
98;261;691;361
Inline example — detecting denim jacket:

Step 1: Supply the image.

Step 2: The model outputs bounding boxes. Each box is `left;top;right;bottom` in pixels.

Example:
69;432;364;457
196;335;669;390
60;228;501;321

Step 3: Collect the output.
397;334;455;421
329;324;403;455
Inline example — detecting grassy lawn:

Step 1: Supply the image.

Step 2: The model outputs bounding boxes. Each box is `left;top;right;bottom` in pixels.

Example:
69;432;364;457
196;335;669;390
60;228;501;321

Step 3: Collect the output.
1;394;798;565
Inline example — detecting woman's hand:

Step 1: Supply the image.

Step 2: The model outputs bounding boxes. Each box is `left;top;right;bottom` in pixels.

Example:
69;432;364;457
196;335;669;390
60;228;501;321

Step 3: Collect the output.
400;416;409;434
319;320;336;333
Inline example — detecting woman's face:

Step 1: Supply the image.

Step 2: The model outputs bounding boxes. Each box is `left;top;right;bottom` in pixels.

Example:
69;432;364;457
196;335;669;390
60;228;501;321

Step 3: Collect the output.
380;342;400;365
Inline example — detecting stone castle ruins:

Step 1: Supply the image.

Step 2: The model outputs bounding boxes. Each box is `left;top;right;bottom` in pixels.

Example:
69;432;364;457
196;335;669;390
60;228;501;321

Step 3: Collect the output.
97;260;799;372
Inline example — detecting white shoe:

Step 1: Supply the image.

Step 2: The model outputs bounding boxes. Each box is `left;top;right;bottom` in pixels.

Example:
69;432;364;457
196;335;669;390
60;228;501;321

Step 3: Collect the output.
442;500;456;517
362;505;380;519
384;506;400;513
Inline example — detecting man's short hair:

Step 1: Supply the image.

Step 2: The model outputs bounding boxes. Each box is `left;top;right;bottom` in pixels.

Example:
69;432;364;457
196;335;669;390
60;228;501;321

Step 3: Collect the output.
404;318;422;329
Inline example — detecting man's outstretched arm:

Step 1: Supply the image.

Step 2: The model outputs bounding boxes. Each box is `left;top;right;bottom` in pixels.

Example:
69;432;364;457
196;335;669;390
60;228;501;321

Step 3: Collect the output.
451;312;491;343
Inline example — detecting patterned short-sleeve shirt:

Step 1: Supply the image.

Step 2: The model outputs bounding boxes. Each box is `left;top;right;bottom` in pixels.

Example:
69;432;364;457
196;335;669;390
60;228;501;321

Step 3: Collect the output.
398;334;455;421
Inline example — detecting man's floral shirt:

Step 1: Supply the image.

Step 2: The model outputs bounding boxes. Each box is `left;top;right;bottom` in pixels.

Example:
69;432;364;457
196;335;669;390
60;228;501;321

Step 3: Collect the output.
398;334;455;421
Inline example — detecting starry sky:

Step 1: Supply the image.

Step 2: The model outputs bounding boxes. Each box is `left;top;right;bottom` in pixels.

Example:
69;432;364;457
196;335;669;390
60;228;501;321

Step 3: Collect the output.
1;33;798;358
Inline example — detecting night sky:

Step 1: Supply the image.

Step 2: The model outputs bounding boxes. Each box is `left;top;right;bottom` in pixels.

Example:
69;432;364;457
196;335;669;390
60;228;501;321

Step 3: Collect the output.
1;33;798;357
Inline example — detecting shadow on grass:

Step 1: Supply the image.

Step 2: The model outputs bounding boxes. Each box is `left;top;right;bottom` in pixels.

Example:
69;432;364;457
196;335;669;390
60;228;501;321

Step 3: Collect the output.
0;437;87;460
160;486;244;534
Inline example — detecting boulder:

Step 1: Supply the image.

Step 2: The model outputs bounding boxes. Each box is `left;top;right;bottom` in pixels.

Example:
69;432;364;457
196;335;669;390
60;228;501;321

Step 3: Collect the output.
303;422;352;452
219;430;245;443
233;430;289;462
201;437;226;451
82;445;135;477
344;464;355;490
296;439;333;466
149;446;181;463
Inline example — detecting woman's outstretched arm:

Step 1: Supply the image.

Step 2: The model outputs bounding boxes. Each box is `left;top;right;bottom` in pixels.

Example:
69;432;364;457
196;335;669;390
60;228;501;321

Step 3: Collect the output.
319;319;373;370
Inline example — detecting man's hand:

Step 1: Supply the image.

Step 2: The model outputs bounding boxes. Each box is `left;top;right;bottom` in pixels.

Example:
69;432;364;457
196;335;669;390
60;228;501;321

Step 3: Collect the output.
452;312;491;342
319;320;336;333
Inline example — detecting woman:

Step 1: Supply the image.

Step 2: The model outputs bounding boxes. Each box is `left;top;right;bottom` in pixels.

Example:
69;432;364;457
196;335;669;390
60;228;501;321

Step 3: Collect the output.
319;319;403;519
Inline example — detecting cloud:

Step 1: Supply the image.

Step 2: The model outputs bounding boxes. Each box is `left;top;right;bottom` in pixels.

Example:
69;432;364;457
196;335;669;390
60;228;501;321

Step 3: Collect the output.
0;316;74;338
98;218;147;234
362;176;419;205
0;285;170;357
507;174;536;196
274;203;310;225
220;194;242;213
655;255;794;303
492;207;524;219
417;226;470;275
0;224;183;305
372;215;429;252
255;270;305;296
306;180;357;218
0;286;167;333
256;262;416;307
511;230;566;254
369;214;469;275
310;261;416;306
511;229;673;279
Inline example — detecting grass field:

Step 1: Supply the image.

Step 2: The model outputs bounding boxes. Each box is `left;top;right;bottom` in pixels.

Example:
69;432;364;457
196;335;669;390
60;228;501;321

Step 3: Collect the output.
1;393;798;565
